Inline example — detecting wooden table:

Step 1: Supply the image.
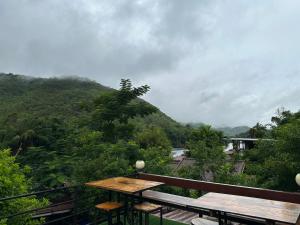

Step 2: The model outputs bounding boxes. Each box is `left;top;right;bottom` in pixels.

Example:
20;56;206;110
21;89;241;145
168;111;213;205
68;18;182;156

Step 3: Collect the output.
85;176;164;194
86;177;164;225
190;192;300;224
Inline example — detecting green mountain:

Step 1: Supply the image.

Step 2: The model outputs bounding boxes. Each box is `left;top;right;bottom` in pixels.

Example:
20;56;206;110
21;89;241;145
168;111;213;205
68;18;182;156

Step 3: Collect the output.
216;126;250;137
0;73;187;147
185;122;206;128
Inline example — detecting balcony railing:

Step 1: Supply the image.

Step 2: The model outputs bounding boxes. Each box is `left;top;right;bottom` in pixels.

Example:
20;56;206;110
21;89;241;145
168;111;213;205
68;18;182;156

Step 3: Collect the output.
137;173;300;204
1;173;300;224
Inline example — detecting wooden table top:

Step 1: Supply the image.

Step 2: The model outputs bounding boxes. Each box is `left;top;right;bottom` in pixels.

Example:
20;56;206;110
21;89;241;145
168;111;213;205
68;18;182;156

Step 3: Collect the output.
85;177;164;194
190;192;300;224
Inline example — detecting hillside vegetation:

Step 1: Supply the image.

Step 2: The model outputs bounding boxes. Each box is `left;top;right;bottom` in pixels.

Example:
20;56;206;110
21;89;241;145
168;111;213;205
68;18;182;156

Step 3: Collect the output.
0;73;187;148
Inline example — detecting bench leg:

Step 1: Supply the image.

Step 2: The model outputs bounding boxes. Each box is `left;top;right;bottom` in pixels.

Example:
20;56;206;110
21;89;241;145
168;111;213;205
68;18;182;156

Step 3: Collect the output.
160;208;163;225
198;212;203;218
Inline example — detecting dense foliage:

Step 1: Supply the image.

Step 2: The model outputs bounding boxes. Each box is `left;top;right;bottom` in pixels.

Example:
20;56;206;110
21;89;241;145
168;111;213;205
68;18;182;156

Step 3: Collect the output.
0;74;184;189
0;73;299;202
0;149;47;225
243;109;300;191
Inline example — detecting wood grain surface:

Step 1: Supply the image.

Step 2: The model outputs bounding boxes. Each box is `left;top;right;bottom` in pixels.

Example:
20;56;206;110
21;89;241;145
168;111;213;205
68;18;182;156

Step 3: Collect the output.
85;177;164;194
190;192;300;224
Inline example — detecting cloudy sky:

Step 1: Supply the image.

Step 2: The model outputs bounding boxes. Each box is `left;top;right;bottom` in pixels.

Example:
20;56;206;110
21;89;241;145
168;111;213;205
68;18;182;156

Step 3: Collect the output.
1;0;300;126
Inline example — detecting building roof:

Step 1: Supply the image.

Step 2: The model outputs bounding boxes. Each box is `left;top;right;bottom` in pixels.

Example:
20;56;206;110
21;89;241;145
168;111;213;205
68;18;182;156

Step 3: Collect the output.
227;138;273;142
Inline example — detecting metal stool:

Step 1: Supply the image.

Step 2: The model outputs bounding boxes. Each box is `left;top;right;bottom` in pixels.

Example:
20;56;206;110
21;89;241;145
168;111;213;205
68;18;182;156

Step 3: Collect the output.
134;202;163;225
95;201;124;225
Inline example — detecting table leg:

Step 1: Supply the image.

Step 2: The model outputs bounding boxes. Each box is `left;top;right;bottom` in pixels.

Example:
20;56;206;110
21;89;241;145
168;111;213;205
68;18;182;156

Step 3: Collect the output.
117;208;121;225
124;195;128;225
139;192;143;225
223;212;227;225
117;192;121;202
109;191;112;201
131;195;134;225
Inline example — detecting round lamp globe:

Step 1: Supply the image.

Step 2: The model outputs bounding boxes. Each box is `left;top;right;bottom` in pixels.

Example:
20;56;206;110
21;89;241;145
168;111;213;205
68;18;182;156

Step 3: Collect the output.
295;173;300;186
136;160;145;170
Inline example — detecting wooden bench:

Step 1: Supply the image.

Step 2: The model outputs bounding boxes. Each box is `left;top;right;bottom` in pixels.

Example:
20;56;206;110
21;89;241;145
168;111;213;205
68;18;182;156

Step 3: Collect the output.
141;190;209;214
191;218;218;225
141;191;266;225
142;190;199;208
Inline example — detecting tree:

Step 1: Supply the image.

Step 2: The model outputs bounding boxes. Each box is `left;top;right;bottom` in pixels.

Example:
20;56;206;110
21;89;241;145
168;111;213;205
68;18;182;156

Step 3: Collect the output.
187;126;225;179
243;110;300;191
215;163;257;187
92;79;157;142
248;123;269;138
0;149;47;225
135;126;171;149
133;126;172;174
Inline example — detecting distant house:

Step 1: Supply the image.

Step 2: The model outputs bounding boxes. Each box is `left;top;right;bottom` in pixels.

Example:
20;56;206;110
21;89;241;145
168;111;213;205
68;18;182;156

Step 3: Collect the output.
224;137;273;152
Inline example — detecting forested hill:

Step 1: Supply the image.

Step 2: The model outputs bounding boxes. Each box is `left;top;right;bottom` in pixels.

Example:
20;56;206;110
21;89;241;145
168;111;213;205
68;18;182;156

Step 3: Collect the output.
0;73;187;147
185;122;250;137
216;126;250;137
0;73;111;119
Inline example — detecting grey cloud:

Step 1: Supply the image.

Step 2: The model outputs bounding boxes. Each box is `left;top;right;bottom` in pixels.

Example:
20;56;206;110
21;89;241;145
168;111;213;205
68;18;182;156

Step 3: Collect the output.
1;0;300;126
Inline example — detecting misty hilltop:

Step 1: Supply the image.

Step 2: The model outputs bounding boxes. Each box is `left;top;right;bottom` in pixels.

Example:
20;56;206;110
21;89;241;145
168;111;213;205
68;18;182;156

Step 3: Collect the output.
0;73;187;147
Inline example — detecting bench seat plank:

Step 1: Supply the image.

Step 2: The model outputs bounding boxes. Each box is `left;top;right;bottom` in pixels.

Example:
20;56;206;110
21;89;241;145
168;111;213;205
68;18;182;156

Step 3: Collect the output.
142;190;196;207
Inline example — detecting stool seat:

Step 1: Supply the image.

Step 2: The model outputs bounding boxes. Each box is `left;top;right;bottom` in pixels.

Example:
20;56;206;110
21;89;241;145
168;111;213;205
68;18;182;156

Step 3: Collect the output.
191;218;218;225
95;201;123;212
134;202;162;213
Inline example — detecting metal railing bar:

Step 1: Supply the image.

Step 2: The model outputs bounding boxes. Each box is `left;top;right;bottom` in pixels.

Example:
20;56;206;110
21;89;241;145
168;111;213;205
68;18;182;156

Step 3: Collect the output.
41;205;96;225
0;185;81;202
1;193;98;220
0;199;74;220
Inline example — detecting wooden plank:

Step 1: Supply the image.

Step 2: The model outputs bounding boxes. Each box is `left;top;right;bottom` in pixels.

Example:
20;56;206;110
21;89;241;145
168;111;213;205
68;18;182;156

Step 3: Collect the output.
85;177;164;194
142;190;194;207
190;193;300;224
138;173;300;204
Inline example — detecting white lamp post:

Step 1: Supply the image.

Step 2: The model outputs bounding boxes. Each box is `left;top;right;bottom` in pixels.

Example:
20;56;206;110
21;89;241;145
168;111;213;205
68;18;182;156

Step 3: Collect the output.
135;160;145;172
295;173;300;186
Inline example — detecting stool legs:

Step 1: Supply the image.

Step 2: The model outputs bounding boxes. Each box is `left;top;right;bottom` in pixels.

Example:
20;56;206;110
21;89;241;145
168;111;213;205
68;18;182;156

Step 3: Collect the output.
135;209;163;225
107;212;113;225
139;211;143;225
117;209;120;225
